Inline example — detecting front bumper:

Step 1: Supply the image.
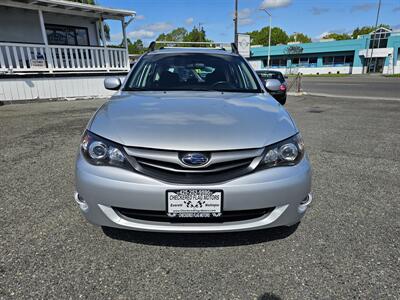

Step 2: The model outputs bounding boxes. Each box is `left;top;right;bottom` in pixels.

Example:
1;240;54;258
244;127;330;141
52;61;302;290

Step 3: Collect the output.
75;154;312;232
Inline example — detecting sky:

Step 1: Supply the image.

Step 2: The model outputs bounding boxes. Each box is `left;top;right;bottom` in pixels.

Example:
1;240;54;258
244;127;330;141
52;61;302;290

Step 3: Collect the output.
97;0;400;45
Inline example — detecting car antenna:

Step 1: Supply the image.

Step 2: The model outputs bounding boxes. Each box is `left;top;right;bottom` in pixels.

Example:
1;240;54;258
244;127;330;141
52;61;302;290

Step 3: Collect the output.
231;43;239;54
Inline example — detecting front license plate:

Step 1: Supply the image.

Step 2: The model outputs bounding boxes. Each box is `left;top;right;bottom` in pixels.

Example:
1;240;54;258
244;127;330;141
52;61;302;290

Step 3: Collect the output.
167;190;223;218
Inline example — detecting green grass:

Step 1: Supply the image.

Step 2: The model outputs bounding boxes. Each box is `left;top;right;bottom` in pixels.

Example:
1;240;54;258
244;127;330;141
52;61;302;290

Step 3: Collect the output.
384;74;400;78
303;73;350;77
286;73;350;78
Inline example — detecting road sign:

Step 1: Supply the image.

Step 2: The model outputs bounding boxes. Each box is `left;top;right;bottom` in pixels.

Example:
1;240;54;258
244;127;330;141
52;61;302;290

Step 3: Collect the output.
237;34;250;58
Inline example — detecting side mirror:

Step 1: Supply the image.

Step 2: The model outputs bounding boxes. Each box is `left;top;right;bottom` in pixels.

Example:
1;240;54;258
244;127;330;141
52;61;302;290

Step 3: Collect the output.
265;79;281;92
104;77;121;90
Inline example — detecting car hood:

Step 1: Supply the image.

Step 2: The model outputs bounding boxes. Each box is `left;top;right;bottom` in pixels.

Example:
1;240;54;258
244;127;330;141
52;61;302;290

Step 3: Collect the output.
89;91;297;151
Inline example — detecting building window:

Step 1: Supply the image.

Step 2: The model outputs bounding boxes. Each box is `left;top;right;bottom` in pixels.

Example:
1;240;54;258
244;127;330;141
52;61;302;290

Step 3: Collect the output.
291;57;319;67
323;56;334;65
46;24;89;46
299;57;308;66
323;55;353;66
369;28;390;49
276;58;287;67
308;57;317;67
265;58;287;68
334;56;345;65
345;56;354;64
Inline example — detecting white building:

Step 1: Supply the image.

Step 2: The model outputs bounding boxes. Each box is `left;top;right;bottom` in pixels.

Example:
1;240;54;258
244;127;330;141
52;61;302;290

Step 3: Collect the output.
0;0;135;102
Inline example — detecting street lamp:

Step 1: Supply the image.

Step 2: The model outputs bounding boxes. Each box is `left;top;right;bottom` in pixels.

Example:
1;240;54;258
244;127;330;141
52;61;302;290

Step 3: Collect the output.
293;32;298;42
260;8;272;69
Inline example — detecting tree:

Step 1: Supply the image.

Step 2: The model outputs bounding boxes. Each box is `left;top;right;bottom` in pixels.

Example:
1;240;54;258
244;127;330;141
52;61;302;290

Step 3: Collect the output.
322;33;351;40
155;26;212;46
183;26;212;43
352;24;391;39
248;26;289;46
284;45;303;55
284;45;303;74
126;38;145;54
288;33;311;43
156;28;188;42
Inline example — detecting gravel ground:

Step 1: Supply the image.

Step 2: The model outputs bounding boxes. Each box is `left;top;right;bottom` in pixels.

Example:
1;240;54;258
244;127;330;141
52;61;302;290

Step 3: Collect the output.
1;95;399;299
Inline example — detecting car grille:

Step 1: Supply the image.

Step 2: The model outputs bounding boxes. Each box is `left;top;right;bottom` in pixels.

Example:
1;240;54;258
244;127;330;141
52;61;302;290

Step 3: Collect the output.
114;207;275;223
123;147;264;184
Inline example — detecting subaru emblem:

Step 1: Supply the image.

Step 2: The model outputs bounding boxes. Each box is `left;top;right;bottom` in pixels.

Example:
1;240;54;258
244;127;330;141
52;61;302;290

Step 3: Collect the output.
181;153;209;167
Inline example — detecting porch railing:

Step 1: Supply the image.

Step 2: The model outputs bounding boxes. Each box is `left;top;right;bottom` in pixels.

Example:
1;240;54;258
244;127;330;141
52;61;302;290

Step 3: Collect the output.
0;42;129;73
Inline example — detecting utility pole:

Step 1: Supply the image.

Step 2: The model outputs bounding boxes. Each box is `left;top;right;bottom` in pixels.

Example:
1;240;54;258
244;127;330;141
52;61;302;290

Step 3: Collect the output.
366;0;382;73
234;0;238;46
260;9;272;68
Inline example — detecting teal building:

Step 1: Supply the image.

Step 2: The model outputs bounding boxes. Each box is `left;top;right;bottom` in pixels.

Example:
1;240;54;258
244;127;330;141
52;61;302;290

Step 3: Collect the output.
248;28;400;75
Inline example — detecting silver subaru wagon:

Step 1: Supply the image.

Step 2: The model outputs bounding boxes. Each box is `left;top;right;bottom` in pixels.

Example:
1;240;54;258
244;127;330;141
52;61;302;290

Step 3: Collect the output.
75;45;312;233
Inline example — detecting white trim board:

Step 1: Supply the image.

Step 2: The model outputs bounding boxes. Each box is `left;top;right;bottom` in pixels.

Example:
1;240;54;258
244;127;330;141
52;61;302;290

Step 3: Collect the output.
0;75;126;101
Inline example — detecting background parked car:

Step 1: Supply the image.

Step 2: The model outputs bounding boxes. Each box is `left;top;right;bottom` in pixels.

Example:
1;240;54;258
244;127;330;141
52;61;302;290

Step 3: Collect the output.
256;70;287;105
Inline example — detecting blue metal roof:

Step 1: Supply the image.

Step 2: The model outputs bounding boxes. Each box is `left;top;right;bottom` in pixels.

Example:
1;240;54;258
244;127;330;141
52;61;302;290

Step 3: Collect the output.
251;38;369;57
251;31;400;58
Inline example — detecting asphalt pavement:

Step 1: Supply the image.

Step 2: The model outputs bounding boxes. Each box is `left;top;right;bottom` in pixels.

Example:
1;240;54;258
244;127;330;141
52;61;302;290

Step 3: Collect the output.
1;95;399;299
300;76;400;100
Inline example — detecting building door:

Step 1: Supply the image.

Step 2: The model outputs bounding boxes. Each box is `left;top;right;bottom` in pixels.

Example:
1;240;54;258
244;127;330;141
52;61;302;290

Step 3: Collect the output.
367;57;385;73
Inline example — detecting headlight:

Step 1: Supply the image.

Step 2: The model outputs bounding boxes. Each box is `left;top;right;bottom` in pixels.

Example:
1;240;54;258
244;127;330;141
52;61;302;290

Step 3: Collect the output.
261;133;305;169
80;130;132;170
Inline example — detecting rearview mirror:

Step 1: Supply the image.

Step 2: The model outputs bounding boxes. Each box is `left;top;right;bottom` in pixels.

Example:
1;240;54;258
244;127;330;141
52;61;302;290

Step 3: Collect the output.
265;79;281;92
104;77;122;90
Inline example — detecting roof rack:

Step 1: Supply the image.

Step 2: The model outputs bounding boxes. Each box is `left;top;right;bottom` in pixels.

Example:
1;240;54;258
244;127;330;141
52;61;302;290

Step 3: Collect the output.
231;43;239;54
147;41;239;54
147;41;156;52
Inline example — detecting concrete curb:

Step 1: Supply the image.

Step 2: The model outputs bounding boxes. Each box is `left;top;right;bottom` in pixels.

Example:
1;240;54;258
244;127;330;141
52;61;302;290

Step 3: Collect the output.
287;92;307;96
302;92;400;102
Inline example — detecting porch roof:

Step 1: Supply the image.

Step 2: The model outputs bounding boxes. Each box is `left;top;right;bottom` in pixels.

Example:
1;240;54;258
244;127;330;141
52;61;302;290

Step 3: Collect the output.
1;0;136;20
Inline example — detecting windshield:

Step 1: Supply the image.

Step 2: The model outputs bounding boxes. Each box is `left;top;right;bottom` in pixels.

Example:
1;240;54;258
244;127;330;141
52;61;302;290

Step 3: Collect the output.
257;71;285;83
124;53;262;93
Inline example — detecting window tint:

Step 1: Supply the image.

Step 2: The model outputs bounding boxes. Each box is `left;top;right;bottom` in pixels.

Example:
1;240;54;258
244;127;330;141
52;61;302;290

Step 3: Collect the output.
323;55;354;66
309;57;318;64
257;71;284;83
268;58;287;67
345;56;354;64
125;53;261;93
369;29;390;49
323;57;334;65
46;28;67;45
334;56;345;65
46;24;89;46
76;29;89;46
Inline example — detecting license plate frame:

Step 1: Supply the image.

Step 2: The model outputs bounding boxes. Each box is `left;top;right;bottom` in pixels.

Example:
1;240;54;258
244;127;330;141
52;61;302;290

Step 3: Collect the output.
166;189;223;218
